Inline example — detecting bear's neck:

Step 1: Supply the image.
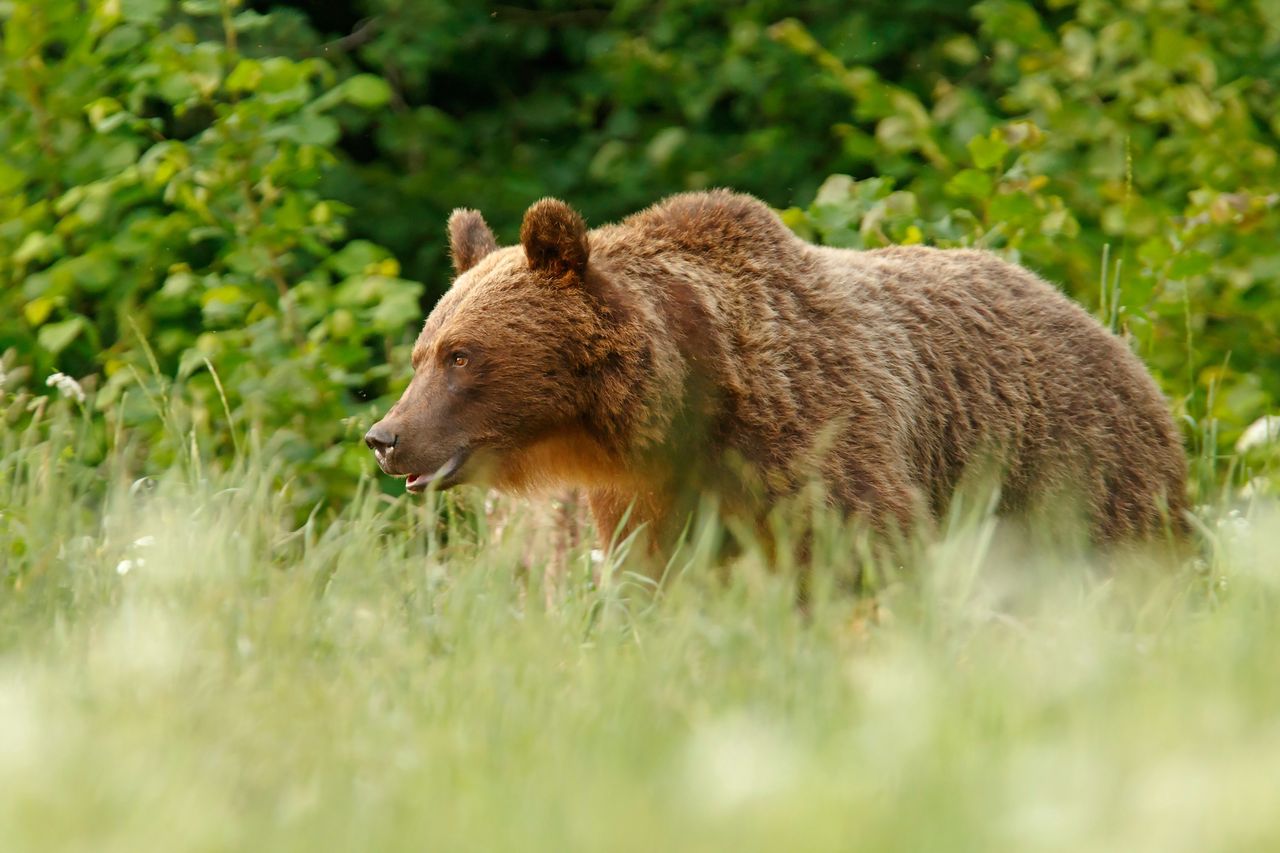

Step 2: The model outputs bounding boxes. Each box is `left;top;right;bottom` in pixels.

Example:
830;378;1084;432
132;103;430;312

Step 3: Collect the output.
580;259;726;480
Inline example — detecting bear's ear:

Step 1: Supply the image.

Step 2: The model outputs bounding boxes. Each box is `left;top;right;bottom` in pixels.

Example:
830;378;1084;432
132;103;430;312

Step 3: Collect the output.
448;208;498;274
520;198;589;283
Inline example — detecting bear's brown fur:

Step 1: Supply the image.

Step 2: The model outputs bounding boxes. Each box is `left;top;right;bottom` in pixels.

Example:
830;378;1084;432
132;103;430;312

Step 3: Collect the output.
366;191;1188;557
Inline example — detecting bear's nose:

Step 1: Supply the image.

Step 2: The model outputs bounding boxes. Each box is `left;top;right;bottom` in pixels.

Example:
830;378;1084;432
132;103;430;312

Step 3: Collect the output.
364;423;398;454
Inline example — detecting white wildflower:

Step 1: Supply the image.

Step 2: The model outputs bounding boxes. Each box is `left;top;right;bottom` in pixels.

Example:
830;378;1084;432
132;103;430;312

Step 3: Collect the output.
589;548;605;565
1237;415;1280;453
45;372;85;404
115;557;145;576
1215;509;1250;539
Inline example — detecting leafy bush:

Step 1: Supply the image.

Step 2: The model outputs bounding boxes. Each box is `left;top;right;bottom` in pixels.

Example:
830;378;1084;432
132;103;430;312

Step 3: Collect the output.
1;0;417;507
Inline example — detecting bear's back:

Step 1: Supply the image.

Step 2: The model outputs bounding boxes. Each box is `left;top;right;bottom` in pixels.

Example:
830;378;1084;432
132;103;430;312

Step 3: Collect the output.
593;192;1186;542
598;190;809;272
814;243;1188;540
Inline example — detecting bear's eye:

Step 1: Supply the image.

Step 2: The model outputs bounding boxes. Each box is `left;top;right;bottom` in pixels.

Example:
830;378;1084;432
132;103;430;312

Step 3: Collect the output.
449;351;469;368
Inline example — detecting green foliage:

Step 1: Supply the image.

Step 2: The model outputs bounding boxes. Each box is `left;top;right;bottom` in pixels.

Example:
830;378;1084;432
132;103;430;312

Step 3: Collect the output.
1;0;415;506
2;0;1278;510
328;0;976;279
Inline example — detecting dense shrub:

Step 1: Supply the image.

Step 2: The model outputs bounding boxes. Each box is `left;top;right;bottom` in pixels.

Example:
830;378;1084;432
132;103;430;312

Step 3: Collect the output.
1;0;414;506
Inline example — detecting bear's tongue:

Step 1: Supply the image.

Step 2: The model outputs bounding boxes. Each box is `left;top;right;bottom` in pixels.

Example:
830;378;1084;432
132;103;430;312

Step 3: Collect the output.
405;449;468;493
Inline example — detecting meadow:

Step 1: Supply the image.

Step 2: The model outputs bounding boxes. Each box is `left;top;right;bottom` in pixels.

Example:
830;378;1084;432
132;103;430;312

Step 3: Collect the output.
4;1;1280;849
1;383;1278;852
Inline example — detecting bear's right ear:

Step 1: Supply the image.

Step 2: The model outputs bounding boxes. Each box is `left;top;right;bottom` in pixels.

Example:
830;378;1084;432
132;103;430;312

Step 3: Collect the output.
448;208;498;274
520;198;589;284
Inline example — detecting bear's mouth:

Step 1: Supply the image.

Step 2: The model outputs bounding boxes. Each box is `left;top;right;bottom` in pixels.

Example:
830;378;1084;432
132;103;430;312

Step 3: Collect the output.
405;447;471;493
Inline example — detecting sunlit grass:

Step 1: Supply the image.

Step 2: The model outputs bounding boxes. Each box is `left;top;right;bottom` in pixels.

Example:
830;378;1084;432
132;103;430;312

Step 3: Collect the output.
1;392;1279;851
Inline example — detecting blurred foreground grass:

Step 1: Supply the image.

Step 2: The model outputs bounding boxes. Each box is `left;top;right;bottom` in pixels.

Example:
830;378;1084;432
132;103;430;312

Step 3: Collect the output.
1;401;1279;852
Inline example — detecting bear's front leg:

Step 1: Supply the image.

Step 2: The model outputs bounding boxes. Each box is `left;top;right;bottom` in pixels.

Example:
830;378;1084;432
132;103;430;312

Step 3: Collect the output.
585;487;674;583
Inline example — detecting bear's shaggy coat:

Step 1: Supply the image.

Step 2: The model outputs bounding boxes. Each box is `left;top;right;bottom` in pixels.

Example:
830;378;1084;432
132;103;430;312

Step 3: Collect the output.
367;191;1187;553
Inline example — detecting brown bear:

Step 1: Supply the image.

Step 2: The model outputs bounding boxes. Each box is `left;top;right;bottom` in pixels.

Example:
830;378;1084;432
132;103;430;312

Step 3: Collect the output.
366;190;1188;560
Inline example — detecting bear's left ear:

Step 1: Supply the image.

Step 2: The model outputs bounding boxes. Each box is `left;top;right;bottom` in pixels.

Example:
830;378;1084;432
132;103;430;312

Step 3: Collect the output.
520;198;589;283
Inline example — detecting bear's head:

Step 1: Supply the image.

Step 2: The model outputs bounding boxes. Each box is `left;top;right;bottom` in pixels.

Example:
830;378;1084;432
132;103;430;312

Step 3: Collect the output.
365;198;622;493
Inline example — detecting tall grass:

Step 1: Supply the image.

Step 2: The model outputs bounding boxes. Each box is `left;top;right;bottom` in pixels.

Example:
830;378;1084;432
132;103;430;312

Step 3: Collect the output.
0;372;1278;851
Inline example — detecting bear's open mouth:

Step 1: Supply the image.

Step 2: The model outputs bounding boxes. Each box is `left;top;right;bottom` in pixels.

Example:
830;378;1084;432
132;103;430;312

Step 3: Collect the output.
405;447;471;493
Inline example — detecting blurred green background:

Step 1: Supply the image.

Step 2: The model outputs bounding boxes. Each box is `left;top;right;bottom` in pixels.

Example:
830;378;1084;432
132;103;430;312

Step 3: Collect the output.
2;0;1278;510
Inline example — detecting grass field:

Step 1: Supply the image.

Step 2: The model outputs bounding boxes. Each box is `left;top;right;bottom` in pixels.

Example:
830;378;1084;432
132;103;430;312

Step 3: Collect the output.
2;402;1279;852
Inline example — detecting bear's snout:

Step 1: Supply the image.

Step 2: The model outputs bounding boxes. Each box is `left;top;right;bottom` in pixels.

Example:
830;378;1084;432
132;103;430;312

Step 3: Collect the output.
364;422;398;456
364;412;473;491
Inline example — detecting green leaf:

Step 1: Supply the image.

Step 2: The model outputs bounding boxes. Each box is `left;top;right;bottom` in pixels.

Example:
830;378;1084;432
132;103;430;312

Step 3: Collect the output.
1137;237;1173;269
945;169;994;200
98;24;146;56
340;74;393;109
257;57;305;92
226;59;263;93
14;232;64;266
328;241;392;278
76;252;123;293
270;114;340;147
179;0;221;15
813;174;856;205
987;191;1036;224
1169;251;1213;279
85;97;127;133
232;10;272;32
201;285;251;325
23;296;57;327
968;133;1009;170
646;127;686;166
37;317;85;355
120;0;169;25
201;284;247;306
875;115;917;153
0;160;23;194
